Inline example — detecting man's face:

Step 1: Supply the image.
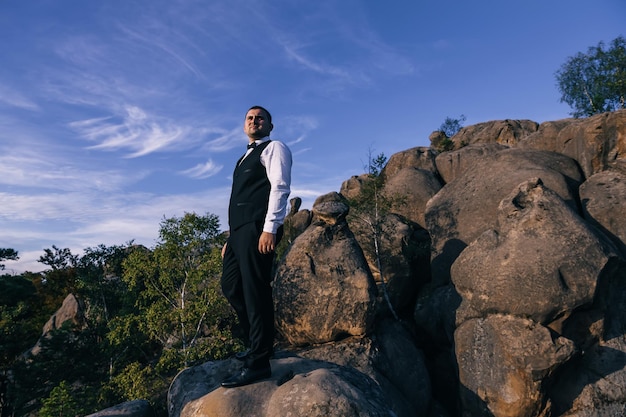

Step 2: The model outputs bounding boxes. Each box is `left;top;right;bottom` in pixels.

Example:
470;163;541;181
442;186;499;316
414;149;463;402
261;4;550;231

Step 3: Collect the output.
244;108;273;140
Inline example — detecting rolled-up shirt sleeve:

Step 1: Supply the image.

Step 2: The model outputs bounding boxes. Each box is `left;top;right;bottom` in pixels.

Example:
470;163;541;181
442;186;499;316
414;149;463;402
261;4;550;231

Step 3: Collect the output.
260;141;292;234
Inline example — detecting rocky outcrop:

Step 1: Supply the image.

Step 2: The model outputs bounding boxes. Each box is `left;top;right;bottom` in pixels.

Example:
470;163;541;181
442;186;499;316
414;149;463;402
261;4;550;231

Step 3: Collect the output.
30;293;86;356
163;110;626;417
426;146;584;286
452;178;619;326
579;170;626;256
168;356;394;417
519;110;626;177
448;119;539;149
455;315;575;417
274;192;377;345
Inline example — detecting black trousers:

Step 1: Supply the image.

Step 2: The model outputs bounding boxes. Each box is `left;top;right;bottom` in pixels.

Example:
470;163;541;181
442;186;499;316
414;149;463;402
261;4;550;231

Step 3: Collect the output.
221;221;278;370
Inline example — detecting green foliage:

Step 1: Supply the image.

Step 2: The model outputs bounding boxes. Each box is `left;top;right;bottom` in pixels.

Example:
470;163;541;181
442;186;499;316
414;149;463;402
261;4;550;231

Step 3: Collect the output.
108;362;166;403
39;245;78;271
0;211;240;417
121;212;233;369
36;246;82;313
77;243;140;319
9;323;109;415
368;153;387;177
39;381;82;417
556;35;626;117
0;248;18;270
348;151;405;320
438;114;466;138
0;276;40;366
433;115;466;152
436;137;455;153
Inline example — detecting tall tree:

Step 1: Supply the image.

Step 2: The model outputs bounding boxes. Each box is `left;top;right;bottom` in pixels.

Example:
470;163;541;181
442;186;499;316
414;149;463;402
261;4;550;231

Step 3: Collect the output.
120;212;236;372
36;246;80;312
0;248;18;271
348;152;405;320
555;36;626;117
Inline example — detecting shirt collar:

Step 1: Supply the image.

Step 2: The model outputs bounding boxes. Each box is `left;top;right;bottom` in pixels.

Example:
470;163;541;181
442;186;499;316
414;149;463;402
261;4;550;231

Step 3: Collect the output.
249;136;270;146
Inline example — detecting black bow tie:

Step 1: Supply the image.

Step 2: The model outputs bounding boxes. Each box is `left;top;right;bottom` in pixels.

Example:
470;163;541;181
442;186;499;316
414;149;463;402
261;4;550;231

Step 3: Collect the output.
247;142;256;149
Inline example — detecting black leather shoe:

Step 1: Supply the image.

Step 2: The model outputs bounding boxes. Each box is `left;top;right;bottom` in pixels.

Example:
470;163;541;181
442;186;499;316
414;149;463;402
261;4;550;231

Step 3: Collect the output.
234;349;250;361
221;366;271;388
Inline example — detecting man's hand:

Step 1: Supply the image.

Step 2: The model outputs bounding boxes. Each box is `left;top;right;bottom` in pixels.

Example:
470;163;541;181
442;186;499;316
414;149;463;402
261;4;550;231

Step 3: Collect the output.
221;242;227;259
258;232;276;254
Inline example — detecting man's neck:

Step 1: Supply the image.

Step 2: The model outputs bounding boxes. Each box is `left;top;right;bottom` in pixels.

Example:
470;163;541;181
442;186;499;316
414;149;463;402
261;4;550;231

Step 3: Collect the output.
248;136;269;144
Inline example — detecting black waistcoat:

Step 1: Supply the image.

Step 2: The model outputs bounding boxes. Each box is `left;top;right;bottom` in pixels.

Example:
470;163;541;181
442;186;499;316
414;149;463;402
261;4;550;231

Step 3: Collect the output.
228;140;272;231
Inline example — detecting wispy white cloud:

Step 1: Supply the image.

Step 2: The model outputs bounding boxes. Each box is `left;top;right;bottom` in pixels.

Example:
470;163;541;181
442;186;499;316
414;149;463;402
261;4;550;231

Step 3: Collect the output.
1;187;233;273
70;106;193;157
282;43;352;79
115;23;206;80
201;127;247;153
0;83;39;110
0;145;143;192
268;1;414;89
180;159;223;179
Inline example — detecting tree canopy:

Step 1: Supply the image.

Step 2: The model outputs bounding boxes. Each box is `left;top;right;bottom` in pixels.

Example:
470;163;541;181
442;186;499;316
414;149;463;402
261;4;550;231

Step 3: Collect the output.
555;35;626;117
0;248;19;271
1;212;241;417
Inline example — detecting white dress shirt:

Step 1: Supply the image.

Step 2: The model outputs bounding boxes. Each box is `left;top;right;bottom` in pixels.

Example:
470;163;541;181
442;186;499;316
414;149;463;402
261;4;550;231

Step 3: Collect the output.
242;137;292;234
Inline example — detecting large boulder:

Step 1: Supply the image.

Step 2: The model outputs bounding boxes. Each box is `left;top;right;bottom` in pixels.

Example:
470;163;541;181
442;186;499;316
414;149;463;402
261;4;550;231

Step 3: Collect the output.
448;119;539;150
579;170;626;256
435;143;508;184
340;173;372;200
380;147;443;227
520;109;626;177
381;146;438;178
348;212;431;317
341;148;441;228
30;293;86;356
425;146;584;286
413;283;460;346
382;167;442;227
273;192;377;346
41;293;85;334
451;178;620;326
85;400;154;417
549;334;626;417
455;314;575;417
299;320;432;417
168;356;394;417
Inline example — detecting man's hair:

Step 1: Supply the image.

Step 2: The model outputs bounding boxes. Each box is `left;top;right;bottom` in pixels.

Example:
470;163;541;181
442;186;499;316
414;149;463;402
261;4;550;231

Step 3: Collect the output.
247;105;272;124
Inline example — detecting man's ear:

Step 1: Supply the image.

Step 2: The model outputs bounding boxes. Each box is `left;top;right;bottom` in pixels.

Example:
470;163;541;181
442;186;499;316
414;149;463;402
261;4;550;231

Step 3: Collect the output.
269;123;274;132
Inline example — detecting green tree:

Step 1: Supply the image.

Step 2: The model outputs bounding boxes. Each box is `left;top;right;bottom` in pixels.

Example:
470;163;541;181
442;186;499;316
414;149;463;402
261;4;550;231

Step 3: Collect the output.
556;35;626;117
120;212;236;373
0;275;40;366
36;246;80;312
434;115;466;152
6;245;136;417
75;243;136;323
0;273;40;417
0;248;18;271
107;361;166;404
10;321;108;416
348;152;404;320
439;114;466;138
39;381;81;417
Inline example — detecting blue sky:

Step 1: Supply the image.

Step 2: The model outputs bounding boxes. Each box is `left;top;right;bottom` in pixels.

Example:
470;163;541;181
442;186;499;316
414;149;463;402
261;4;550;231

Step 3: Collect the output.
1;0;624;274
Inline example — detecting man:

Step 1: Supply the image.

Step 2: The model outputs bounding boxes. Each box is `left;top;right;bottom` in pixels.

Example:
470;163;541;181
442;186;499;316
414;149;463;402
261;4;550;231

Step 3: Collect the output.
220;106;292;388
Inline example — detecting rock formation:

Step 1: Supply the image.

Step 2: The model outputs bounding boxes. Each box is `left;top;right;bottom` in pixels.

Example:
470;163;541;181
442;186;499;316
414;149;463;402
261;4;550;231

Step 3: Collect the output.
94;110;626;417
29;293;86;356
